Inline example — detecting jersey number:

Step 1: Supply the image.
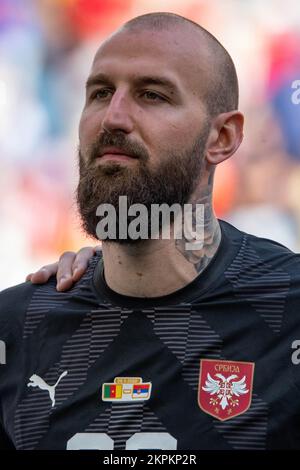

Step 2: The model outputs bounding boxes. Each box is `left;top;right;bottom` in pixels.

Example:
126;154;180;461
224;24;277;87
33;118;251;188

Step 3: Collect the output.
67;432;177;450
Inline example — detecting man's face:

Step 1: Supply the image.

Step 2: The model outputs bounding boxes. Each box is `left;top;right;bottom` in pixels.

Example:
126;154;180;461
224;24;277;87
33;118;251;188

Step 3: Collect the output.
77;27;211;242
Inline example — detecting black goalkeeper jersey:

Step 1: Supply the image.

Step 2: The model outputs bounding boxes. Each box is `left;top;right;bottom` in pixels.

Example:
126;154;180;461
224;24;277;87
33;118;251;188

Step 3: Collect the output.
1;219;300;450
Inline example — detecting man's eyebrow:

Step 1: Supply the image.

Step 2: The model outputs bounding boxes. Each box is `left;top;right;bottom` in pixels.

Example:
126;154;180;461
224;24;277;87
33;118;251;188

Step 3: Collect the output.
85;73;112;89
85;73;180;94
133;76;179;94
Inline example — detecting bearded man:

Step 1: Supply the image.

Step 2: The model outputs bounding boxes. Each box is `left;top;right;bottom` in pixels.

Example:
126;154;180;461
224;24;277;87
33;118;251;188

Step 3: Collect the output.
1;12;300;451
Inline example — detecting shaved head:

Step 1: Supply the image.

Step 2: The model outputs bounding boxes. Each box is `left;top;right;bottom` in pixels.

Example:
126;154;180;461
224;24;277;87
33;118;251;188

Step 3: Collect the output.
121;12;239;118
78;12;244;242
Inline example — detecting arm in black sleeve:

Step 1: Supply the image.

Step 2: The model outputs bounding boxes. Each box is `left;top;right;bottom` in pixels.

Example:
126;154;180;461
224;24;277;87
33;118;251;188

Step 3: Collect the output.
0;424;15;450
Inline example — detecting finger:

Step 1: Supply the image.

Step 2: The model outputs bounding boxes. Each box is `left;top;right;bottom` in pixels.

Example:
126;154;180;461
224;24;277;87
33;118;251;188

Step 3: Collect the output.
26;263;59;284
72;247;97;282
56;252;76;291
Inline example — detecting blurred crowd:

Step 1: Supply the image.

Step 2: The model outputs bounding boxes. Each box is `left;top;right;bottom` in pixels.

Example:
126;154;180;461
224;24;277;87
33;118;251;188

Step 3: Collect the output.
0;0;300;289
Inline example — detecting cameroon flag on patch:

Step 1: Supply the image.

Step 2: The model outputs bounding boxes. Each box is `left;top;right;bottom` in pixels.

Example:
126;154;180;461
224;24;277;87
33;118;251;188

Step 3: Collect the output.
103;384;122;399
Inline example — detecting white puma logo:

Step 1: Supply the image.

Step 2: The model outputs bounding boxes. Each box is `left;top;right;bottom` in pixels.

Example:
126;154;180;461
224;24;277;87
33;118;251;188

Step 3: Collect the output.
27;371;68;408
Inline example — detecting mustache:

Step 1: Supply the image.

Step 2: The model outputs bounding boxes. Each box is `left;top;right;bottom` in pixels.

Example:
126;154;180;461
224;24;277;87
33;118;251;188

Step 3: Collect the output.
86;131;149;163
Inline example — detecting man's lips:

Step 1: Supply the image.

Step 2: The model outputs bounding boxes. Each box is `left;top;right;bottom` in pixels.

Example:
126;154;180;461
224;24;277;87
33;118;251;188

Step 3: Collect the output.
99;153;136;162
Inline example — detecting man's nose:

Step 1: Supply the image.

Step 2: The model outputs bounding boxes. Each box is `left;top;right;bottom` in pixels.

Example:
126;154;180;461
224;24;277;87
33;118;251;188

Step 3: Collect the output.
101;90;134;134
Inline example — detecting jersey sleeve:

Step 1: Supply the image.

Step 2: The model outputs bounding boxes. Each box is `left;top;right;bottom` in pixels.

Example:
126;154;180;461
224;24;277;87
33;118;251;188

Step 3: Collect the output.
284;262;300;394
0;281;37;445
0;423;15;450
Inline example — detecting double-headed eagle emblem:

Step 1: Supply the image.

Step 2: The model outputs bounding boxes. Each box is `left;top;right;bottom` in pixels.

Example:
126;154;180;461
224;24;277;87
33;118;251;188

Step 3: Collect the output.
202;373;248;410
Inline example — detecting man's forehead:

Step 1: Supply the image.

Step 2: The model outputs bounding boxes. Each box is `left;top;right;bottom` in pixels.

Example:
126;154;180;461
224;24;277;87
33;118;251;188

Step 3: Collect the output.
91;28;209;84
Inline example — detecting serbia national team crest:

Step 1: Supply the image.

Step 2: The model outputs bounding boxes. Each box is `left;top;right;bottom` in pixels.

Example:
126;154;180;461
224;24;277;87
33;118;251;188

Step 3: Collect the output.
198;359;255;421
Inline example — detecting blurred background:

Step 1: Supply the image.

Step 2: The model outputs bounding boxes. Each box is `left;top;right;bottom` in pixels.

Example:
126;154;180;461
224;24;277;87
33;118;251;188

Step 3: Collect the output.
1;0;300;290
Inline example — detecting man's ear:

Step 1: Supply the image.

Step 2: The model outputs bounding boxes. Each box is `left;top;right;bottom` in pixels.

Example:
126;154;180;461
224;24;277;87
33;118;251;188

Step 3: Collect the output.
205;111;244;165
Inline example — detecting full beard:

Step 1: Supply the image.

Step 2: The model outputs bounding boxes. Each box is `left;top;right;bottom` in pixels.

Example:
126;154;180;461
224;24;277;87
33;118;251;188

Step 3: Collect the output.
76;129;209;244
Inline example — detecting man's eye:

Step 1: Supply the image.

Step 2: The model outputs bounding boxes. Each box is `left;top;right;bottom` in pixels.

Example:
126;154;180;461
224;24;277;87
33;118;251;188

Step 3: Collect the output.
143;91;165;101
91;89;111;100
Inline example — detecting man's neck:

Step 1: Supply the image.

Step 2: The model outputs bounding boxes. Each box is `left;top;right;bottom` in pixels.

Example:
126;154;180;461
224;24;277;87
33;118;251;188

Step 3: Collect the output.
101;213;221;298
100;162;221;298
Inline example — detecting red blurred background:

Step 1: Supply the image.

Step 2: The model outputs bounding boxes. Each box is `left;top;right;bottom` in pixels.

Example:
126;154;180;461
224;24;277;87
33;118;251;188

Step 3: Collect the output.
1;0;300;289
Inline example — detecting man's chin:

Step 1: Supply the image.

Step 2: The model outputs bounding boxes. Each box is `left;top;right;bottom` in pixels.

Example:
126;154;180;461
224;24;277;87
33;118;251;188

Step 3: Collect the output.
100;237;147;246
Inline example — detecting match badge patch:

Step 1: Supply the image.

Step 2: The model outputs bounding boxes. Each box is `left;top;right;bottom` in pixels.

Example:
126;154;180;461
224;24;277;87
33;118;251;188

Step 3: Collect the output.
102;377;152;402
198;359;255;421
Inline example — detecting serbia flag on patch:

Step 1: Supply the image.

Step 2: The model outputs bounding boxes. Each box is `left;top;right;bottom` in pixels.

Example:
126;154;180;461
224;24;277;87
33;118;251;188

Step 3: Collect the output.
132;383;150;398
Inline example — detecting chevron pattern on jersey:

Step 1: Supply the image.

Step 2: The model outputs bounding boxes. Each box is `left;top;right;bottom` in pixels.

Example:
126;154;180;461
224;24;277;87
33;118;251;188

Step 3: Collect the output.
85;403;166;450
225;236;290;334
214;394;268;450
23;256;98;339
14;305;131;449
146;306;223;390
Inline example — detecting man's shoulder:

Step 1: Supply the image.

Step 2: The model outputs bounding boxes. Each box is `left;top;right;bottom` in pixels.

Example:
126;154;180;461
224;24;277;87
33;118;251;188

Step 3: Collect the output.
0;280;38;307
0;281;40;327
219;219;300;299
246;230;300;271
221;219;300;267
